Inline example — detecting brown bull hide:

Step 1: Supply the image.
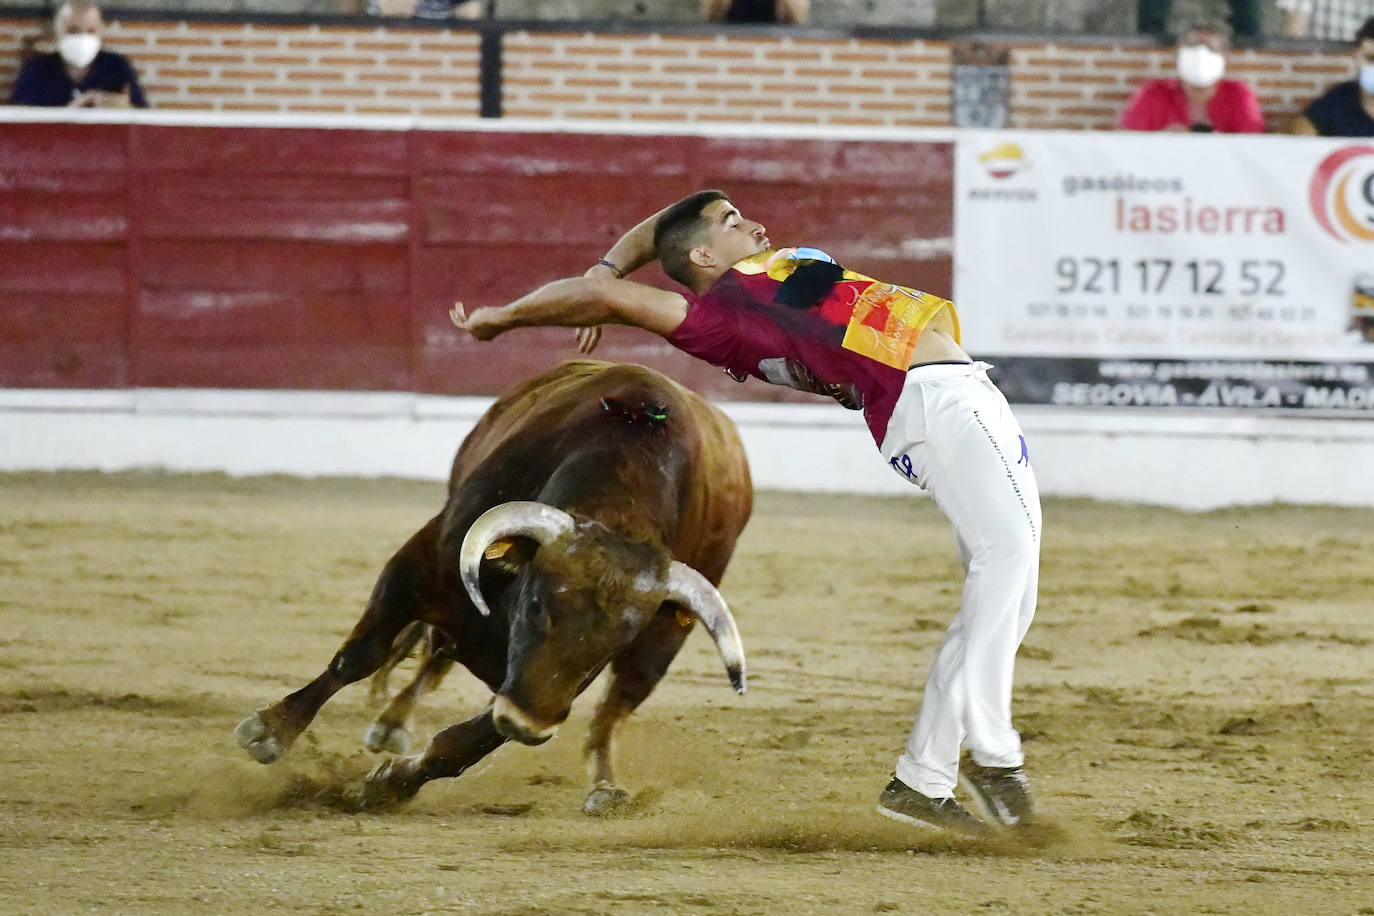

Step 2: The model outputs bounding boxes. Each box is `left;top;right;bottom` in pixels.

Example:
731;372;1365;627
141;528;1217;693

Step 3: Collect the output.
234;360;753;817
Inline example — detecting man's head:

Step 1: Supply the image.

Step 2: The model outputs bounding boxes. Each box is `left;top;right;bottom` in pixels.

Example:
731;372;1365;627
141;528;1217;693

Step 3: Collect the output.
1356;17;1374;96
55;2;104;37
54;2;104;69
654;190;771;293
1175;21;1229;89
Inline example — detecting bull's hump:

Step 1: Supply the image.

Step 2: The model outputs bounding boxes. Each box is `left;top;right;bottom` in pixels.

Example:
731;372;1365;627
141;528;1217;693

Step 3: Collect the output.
532;365;697;439
453;360;744;506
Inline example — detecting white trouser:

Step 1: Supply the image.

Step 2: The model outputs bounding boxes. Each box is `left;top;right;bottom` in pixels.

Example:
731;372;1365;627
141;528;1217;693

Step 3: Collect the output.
878;361;1041;799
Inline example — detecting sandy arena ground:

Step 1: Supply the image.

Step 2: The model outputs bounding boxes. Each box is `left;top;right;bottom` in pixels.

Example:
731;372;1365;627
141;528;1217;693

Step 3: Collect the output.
1;470;1372;915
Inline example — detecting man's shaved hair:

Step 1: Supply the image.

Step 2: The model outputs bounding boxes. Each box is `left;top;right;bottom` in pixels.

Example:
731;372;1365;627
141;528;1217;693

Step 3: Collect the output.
1179;19;1230;43
55;1;102;28
653;189;730;287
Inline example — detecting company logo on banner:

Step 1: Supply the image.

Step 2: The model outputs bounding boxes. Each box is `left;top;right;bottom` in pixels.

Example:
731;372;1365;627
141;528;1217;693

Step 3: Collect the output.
979;143;1028;180
1309;145;1374;244
967;142;1037;201
954;132;1374;415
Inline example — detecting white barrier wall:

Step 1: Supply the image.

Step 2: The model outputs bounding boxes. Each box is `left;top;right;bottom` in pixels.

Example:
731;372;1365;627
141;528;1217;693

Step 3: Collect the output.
3;389;1371;509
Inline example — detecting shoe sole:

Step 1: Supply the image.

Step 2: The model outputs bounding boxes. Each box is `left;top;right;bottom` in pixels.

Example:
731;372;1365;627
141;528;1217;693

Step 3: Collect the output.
957;773;1020;827
876;802;987;836
875;803;944;831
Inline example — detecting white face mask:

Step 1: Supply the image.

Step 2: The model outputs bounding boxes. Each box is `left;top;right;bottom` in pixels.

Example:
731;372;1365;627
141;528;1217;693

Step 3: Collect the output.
1359;63;1374;94
1177;45;1226;88
58;33;101;69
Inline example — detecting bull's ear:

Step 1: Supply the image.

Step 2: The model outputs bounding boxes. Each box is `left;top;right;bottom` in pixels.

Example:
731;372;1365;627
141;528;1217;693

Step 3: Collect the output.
483;537;535;574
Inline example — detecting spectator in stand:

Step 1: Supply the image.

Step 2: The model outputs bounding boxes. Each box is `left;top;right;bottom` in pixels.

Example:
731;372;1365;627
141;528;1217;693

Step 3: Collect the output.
1278;0;1374;40
1120;22;1265;133
7;1;146;108
368;0;482;20
1137;0;1260;38
415;0;482;18
704;0;809;24
1289;16;1374;135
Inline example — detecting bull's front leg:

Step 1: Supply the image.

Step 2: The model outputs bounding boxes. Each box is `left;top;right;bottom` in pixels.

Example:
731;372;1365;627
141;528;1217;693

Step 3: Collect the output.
360;706;506;810
582;609;691;817
234;527;437;764
363;634;456;755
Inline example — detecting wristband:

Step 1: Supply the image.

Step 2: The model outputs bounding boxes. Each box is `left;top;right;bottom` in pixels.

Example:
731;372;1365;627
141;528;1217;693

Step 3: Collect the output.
595;258;625;279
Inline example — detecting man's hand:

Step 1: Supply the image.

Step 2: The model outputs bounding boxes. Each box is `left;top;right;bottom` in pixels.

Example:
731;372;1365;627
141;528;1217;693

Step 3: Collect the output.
449;302;505;341
575;326;601;354
756;358;864;409
98;88;133;108
572;261;621;354
69;89;132;109
764;358;828;395
825;382;864;411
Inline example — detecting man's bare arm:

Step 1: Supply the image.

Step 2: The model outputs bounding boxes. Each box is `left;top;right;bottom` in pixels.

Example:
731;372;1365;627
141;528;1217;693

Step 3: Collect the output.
1282;9;1311;37
777;0;809;23
594;201;683;278
702;0;732;23
574;199;686;351
451;276;688;341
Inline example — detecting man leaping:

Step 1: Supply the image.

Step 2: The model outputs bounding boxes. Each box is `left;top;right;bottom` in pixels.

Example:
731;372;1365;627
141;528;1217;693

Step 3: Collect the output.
451;190;1041;834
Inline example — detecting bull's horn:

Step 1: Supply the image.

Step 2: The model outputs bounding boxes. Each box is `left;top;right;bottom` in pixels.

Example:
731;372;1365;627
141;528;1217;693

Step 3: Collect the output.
665;562;747;695
459;502;575;617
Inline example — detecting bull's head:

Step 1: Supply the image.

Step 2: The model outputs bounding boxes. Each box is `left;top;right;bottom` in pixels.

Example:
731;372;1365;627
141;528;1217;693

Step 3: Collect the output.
459;501;746;745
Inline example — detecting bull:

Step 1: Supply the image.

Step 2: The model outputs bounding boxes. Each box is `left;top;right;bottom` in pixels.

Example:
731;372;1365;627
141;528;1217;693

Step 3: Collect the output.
233;359;753;815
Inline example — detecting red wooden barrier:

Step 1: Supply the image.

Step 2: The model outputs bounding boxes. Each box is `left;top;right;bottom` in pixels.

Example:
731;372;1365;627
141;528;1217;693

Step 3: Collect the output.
0;122;955;400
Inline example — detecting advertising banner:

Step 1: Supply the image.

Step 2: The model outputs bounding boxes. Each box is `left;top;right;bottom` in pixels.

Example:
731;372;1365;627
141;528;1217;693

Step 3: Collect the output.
954;131;1374;413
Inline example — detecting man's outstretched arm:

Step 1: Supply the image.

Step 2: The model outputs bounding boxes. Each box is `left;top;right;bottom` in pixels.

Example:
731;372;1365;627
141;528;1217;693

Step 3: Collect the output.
451;276;688;342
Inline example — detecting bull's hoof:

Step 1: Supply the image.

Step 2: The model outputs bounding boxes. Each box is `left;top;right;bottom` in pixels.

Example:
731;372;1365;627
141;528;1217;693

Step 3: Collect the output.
582;782;632;817
234;710;285;764
363;721;412;755
360;759;420;811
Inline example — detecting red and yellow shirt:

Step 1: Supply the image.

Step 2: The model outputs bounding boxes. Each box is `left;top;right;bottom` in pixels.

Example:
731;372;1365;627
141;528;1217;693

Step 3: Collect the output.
666;247;959;444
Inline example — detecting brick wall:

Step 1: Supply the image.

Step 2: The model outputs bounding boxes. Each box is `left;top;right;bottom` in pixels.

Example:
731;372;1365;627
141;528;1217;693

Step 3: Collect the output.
0;18;481;116
0;16;1357;128
502;32;953;126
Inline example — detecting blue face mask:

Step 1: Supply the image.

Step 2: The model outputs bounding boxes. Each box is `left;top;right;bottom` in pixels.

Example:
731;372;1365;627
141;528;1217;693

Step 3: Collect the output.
1360;63;1374;94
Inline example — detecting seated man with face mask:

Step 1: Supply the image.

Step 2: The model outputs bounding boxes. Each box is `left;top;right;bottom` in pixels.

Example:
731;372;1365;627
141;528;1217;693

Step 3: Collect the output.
1120;21;1263;133
1289;16;1374;137
8;1;148;108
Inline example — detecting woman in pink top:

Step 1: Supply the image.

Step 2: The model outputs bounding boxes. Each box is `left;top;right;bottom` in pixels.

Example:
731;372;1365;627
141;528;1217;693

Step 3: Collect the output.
1121;22;1265;133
